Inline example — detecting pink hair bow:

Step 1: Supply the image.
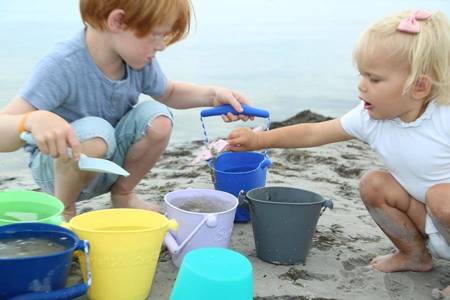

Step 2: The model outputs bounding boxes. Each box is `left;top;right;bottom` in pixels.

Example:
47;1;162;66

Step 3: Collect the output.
397;10;432;33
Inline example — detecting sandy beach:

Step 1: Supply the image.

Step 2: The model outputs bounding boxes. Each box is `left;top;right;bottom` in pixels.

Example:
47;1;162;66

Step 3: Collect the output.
2;110;450;300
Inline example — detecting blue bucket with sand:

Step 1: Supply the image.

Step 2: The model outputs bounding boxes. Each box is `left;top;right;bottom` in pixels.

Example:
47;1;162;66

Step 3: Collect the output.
0;222;91;299
200;104;272;223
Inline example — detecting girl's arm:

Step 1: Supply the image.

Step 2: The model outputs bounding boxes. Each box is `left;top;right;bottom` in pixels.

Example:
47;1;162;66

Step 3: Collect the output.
227;118;354;151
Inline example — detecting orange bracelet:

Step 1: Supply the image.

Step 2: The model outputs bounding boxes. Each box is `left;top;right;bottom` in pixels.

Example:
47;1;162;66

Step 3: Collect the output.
18;112;32;134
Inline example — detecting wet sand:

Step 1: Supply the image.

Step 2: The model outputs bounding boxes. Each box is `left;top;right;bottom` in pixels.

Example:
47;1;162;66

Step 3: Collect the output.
2;111;450;299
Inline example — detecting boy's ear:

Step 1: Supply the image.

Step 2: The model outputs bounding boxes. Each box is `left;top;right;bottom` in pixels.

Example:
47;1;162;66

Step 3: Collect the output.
412;75;432;100
107;9;126;32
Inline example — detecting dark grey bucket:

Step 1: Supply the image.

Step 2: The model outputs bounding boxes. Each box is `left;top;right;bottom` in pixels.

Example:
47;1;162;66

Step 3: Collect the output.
240;186;333;265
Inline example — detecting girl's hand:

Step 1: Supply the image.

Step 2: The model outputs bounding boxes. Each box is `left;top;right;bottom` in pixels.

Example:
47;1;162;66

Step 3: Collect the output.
227;127;260;151
26;111;81;161
211;87;254;122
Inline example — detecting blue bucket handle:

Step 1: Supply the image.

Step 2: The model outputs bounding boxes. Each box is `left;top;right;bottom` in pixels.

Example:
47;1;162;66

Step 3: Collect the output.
9;239;91;300
201;104;269;118
200;104;271;147
259;156;272;170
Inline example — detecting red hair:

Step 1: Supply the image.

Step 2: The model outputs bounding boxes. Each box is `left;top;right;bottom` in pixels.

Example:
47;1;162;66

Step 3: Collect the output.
80;0;191;45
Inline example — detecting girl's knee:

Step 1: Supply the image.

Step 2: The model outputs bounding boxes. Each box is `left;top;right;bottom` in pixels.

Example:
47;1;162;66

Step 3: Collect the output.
427;183;450;221
359;170;390;206
146;116;172;142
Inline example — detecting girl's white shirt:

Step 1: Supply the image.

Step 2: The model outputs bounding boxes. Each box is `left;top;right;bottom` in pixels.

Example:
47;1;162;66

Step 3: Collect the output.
340;100;450;203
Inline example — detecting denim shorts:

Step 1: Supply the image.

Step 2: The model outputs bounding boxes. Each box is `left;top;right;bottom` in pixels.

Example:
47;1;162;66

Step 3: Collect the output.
30;100;173;201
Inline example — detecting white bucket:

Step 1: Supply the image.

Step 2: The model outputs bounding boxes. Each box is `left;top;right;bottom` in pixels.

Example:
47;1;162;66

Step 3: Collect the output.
164;189;238;267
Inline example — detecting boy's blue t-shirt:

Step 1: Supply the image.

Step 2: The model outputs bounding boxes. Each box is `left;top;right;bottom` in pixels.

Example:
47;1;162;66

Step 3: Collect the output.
20;29;167;127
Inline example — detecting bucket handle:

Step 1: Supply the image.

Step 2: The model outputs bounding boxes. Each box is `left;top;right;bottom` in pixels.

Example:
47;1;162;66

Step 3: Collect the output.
259;156;272;170
238;191;249;210
320;198;334;216
164;214;218;255
9;240;91;300
200;104;271;146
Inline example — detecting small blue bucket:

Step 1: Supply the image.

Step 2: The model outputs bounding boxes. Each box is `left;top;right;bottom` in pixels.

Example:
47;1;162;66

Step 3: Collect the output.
0;223;91;300
209;152;272;222
201;104;272;223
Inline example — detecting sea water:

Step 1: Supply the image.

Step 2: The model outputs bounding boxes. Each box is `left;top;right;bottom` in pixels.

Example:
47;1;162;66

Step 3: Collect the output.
0;237;67;258
0;0;448;171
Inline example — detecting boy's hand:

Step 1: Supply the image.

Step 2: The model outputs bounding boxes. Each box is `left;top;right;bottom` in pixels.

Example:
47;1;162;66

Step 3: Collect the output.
26;111;81;161
227;127;260;151
211;87;254;122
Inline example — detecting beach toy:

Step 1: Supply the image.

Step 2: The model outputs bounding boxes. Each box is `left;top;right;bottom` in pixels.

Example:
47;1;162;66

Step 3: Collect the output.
170;247;253;300
241;186;333;264
0;222;90;300
0;190;64;226
21;132;129;177
65;208;177;300
164;188;237;267
200;104;272;223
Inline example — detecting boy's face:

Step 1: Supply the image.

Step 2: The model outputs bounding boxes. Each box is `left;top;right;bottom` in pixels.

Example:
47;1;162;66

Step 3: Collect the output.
114;21;173;70
357;46;423;122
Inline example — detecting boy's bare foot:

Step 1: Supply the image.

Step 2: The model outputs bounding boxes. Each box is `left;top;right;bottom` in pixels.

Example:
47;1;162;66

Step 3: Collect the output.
369;250;432;272
111;191;161;213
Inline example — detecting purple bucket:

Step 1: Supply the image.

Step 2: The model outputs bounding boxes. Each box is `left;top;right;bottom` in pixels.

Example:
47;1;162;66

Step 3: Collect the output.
163;189;238;267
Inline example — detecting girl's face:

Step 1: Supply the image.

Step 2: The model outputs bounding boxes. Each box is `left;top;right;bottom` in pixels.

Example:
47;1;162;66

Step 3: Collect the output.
357;47;424;122
114;21;173;70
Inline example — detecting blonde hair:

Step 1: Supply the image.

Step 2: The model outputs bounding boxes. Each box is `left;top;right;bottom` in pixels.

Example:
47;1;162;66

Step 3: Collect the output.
353;10;450;104
79;0;192;45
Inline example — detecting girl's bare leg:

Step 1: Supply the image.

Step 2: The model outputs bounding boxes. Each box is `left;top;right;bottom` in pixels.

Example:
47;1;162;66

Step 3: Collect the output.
359;170;432;272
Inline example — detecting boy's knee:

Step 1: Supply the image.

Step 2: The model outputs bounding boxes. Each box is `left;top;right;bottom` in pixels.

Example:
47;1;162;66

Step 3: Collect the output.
81;137;109;158
359;170;389;205
72;116;116;157
146;116;172;142
427;183;450;221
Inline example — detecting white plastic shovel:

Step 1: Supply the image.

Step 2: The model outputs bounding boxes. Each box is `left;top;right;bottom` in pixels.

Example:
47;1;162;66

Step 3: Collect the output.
20;132;129;177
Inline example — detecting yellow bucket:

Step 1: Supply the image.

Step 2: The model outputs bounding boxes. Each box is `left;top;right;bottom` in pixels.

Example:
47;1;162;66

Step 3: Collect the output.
66;208;177;300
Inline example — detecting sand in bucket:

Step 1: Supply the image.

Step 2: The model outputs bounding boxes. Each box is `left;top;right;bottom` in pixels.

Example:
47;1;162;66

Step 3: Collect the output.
0;223;90;299
0;236;68;258
176;197;230;213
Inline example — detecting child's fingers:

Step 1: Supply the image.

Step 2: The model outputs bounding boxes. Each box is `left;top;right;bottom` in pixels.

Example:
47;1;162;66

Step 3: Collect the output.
233;91;250;106
47;138;58;158
227;96;244;113
56;136;69;160
36;138;49;156
66;131;81;161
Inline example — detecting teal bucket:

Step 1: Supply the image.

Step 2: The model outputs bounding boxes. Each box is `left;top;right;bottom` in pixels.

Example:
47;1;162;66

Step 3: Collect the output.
170;248;253;300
